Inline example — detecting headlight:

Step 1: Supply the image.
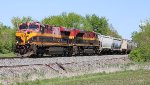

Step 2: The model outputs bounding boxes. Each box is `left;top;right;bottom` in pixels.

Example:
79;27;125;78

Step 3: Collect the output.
16;41;19;44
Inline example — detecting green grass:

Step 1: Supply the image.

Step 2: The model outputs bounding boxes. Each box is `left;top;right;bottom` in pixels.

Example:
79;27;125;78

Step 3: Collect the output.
0;52;16;57
15;70;150;85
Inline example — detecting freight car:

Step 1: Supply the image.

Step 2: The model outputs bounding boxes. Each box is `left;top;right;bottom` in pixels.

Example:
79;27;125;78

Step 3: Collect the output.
127;40;137;54
112;38;122;54
15;21;136;57
121;39;128;54
98;34;113;54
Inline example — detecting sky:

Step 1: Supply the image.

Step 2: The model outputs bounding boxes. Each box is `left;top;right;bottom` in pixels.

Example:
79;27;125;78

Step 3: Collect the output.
0;0;150;39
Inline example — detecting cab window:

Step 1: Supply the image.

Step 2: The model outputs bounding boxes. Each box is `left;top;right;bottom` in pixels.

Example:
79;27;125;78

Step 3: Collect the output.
29;24;39;30
19;24;28;29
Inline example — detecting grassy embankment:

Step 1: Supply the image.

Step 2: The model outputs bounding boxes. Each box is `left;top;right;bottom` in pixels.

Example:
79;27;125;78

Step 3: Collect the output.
0;52;15;57
15;70;150;85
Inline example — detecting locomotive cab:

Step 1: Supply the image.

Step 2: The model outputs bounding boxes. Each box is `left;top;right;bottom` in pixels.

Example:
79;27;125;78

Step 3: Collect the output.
15;22;45;56
16;22;44;45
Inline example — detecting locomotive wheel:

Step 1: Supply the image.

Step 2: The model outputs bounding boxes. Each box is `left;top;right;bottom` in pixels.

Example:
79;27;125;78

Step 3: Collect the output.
67;52;72;57
72;46;79;56
30;54;37;58
37;53;43;57
65;51;71;57
67;47;73;57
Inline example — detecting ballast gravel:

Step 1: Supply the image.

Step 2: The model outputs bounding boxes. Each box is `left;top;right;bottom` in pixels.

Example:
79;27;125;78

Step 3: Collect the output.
0;55;133;85
0;55;128;66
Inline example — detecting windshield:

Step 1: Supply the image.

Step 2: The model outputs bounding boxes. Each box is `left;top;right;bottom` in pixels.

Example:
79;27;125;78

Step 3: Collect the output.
19;24;28;29
29;24;38;30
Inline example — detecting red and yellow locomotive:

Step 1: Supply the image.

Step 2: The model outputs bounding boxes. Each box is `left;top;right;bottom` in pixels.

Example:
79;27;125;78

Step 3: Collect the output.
15;22;100;57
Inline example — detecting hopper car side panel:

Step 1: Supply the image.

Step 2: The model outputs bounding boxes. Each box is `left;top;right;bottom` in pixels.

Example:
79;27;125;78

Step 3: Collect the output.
98;35;113;53
112;38;122;53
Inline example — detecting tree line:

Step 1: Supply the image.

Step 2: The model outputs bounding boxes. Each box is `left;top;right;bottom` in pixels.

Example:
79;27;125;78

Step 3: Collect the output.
0;12;121;54
129;19;150;62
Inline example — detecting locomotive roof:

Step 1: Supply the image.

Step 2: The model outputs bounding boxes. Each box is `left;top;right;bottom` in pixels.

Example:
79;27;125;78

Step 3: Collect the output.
20;22;45;27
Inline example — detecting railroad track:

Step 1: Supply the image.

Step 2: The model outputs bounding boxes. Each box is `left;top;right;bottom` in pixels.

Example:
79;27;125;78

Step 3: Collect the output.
0;57;19;59
0;61;76;73
0;54;127;59
0;55;129;68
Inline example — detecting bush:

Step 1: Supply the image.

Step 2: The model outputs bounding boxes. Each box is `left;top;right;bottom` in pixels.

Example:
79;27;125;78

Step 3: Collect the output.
130;19;150;62
0;23;16;54
129;49;146;62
